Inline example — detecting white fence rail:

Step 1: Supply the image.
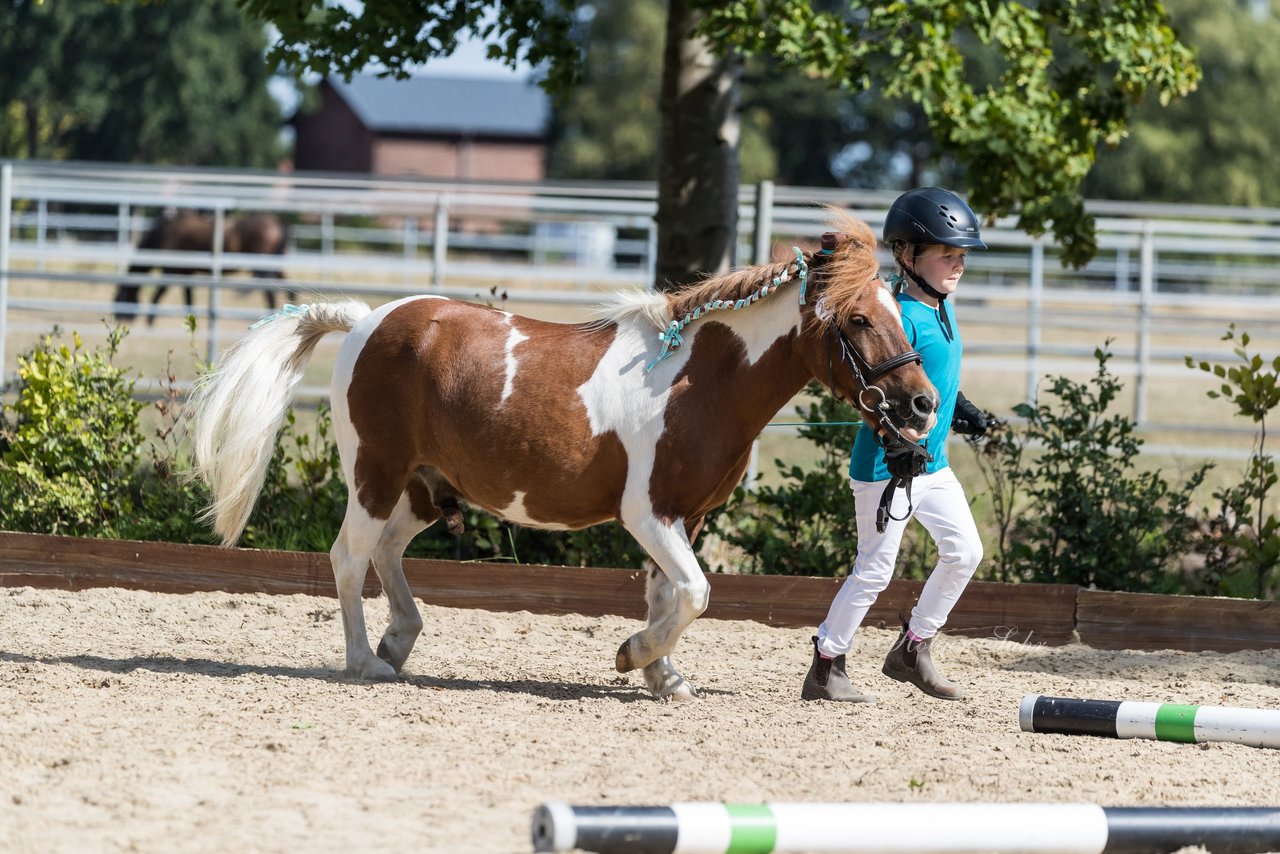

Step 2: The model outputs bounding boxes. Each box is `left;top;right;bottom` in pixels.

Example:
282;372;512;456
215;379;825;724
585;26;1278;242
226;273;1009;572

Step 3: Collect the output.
2;159;1279;460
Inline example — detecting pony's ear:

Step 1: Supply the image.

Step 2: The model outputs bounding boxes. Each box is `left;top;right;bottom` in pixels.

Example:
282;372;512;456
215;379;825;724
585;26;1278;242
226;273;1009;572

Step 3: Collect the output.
820;231;847;253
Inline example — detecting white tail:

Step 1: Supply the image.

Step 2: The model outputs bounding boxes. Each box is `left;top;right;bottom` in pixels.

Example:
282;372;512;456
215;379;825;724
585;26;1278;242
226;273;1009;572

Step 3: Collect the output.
188;300;371;546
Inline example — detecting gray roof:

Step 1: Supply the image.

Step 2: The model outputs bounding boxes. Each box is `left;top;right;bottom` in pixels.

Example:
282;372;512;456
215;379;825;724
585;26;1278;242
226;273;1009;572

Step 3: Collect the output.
329;74;549;138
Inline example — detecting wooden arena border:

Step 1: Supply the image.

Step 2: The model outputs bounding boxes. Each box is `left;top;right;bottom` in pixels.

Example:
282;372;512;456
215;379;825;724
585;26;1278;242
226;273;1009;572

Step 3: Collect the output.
2;531;1278;653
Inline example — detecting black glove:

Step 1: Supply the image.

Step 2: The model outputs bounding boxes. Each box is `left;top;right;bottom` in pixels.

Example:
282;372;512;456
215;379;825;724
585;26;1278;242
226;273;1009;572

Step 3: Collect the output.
884;445;927;479
951;391;988;438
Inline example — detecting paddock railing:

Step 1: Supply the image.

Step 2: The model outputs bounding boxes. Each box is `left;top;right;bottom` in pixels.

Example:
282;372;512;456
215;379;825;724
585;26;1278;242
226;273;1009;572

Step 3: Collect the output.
2;159;1279;462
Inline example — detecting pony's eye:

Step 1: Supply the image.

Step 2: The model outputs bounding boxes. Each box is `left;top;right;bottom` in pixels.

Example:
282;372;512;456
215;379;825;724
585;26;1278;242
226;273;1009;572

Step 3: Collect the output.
849;315;871;329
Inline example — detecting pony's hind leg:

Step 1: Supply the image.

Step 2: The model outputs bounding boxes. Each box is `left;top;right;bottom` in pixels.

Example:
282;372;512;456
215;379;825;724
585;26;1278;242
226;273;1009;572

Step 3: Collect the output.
370;479;441;671
331;500;398;680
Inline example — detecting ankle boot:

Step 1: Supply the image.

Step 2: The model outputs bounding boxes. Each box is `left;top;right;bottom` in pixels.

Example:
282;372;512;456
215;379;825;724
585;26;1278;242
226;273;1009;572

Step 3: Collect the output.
881;620;963;700
801;636;875;703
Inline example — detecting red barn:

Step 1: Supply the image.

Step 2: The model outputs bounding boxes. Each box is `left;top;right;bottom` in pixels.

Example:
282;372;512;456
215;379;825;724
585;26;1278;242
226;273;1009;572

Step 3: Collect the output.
292;74;549;181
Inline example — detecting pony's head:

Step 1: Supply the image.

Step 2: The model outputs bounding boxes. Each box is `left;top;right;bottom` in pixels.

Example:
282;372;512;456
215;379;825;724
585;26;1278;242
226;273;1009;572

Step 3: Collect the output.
798;210;937;442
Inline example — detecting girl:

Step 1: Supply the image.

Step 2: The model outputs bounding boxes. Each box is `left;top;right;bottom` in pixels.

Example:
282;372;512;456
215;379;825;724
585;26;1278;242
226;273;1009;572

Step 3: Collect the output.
802;187;990;703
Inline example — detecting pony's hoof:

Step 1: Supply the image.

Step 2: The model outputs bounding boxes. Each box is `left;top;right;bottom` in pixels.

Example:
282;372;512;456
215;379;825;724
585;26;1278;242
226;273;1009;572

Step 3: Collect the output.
348;656;398;681
653;675;700;702
615;638;636;673
375;638;408;673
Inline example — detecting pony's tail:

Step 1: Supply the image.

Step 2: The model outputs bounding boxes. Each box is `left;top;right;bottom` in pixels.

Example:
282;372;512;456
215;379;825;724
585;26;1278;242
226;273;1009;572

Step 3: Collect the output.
188;300;372;546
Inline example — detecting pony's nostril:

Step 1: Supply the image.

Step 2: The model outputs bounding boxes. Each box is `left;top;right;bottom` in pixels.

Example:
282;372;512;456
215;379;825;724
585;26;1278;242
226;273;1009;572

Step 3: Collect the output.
911;394;935;418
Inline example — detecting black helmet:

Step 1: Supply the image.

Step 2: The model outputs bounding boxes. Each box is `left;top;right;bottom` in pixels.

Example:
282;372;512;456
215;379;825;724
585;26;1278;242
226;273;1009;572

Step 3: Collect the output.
883;187;986;250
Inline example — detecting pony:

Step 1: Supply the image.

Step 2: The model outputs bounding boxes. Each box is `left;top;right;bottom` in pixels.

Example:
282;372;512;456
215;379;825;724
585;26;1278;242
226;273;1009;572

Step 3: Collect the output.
113;211;293;325
187;211;938;701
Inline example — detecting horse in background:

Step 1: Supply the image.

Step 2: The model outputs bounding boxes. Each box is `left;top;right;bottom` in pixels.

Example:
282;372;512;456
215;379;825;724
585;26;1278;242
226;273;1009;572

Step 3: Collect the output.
113;211;294;325
187;211;938;701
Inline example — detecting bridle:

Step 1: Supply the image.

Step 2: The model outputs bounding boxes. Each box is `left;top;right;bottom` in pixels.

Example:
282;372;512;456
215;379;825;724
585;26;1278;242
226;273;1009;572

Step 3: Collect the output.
811;239;934;531
810;243;927;449
822;304;932;462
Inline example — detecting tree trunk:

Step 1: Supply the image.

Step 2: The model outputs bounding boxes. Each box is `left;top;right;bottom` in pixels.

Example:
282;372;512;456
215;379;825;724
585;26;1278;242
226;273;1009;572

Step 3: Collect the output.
23;100;39;159
654;0;741;291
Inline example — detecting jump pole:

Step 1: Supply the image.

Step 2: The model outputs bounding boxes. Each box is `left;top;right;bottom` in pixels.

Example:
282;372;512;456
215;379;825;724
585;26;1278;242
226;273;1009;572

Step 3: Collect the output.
531;802;1280;854
1021;694;1280;749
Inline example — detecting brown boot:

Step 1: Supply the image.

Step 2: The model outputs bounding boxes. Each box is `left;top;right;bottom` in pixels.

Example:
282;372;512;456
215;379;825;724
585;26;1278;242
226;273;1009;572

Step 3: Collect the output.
882;620;963;700
801;636;875;703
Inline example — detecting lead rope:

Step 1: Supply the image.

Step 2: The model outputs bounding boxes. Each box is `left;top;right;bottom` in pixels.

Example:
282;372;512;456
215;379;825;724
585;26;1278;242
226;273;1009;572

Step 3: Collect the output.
645;247;808;372
876;475;915;533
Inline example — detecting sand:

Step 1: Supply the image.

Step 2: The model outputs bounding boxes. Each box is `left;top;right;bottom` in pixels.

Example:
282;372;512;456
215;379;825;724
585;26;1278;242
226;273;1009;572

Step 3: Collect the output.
2;585;1278;853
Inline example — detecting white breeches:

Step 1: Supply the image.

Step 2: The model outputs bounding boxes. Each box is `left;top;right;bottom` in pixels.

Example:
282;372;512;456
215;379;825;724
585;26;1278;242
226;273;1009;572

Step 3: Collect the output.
816;467;983;658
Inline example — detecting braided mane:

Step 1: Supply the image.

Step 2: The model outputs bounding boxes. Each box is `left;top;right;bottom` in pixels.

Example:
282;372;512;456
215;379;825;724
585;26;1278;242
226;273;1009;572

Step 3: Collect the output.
593;208;881;332
664;257;798;321
666;208;880;328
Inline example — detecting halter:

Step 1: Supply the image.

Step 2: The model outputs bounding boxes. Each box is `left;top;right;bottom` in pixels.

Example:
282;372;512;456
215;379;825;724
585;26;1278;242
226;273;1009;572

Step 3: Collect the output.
809;246;925;437
810;244;933;533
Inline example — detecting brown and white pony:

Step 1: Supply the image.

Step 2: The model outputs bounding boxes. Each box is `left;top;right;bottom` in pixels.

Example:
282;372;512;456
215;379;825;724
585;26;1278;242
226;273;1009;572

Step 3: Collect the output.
188;211;937;700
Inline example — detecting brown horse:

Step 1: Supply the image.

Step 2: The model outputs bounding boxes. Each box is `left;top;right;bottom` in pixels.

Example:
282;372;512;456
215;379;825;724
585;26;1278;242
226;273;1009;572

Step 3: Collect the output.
113;211;292;324
187;211;937;700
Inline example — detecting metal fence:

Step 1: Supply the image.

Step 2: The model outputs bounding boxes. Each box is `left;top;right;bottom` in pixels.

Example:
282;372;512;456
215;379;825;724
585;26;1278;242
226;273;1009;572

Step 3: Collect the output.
2;159;1279;460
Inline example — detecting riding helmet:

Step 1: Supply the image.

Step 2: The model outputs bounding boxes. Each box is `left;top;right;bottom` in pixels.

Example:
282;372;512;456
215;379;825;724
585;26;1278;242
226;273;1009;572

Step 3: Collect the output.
883;187;987;250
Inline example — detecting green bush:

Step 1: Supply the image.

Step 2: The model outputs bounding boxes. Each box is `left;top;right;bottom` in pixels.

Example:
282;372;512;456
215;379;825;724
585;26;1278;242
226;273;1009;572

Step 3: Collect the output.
1186;326;1280;598
118;347;217;545
980;346;1207;591
707;386;860;576
0;327;144;537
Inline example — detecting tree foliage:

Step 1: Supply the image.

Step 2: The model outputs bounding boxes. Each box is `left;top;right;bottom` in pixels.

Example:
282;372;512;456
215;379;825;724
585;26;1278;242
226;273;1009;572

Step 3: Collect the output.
546;1;775;185
243;0;1198;270
1085;0;1280;206
702;1;1200;267
241;0;583;94
0;0;284;166
545;2;667;182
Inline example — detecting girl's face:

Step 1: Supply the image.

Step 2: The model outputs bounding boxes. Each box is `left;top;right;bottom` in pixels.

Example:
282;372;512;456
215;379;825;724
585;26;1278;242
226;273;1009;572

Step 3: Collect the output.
907;245;968;295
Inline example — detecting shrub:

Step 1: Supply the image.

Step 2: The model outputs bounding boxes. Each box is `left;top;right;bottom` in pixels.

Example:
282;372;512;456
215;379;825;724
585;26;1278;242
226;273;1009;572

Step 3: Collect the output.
118;345;217;545
982;345;1207;591
1185;326;1280;598
0;327;144;537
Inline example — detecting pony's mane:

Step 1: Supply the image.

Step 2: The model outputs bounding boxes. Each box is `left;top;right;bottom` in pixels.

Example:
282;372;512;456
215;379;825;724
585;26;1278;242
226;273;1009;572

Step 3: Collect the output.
592;208;881;331
813;209;882;328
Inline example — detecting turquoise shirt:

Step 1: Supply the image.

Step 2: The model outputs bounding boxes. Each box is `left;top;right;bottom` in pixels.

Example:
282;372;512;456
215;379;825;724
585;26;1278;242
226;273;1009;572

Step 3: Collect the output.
849;293;962;482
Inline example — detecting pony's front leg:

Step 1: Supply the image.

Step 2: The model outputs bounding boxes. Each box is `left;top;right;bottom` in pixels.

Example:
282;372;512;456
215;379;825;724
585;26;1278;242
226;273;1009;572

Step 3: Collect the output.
636;562;702;700
616;521;709;701
331;504;398;680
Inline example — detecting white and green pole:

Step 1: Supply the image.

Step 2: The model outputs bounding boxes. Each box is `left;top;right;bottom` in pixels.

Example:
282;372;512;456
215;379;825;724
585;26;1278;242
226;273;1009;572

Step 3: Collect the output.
532;802;1280;854
1021;694;1280;749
